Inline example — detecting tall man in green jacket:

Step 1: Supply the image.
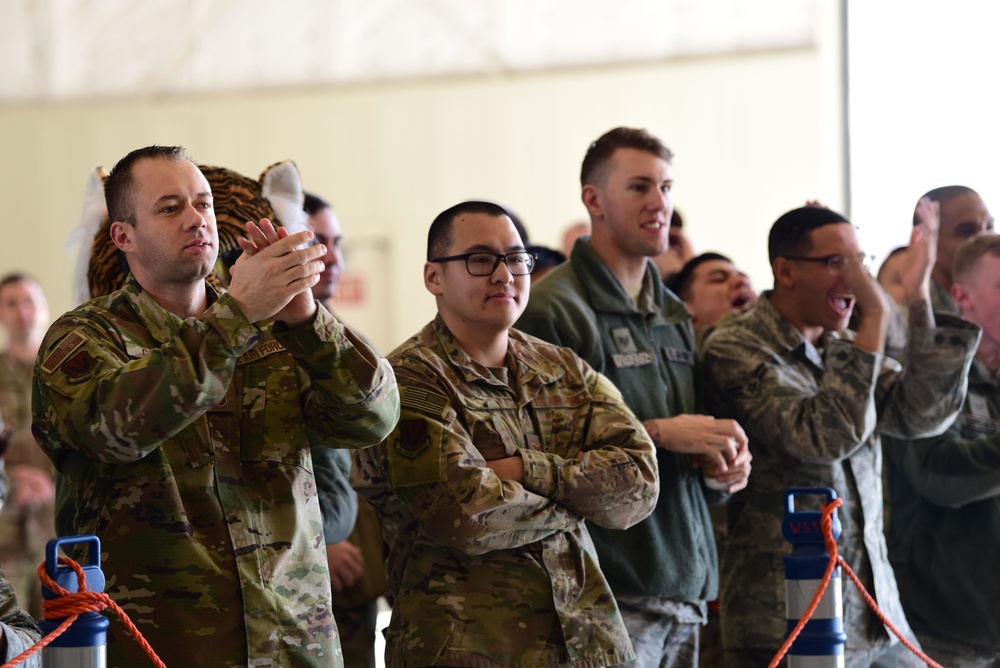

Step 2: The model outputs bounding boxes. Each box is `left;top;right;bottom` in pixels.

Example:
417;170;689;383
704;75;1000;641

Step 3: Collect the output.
32;145;399;668
517;127;752;667
885;233;1000;666
354;200;660;667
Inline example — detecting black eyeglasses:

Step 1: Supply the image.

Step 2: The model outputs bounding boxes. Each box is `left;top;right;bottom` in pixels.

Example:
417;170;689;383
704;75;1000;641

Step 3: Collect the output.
430;251;536;276
783;252;875;274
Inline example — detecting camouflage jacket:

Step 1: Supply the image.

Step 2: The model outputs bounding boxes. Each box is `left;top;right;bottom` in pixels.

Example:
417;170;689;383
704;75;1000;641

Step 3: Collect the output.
700;294;979;654
353;316;658;667
31;274;399;668
1;565;40;666
885;357;1000;648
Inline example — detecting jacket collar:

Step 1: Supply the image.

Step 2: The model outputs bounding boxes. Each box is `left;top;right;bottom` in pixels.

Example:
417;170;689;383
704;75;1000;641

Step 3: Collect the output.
431;315;565;400
568;238;690;325
754;292;838;370
121;273;221;344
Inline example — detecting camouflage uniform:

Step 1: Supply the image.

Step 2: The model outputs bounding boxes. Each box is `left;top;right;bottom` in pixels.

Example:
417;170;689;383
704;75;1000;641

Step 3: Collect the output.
353;316;659;667
517;239;719;667
700;293;980;664
0;350;56;618
1;564;40;667
31;274;400;668
884;357;1000;664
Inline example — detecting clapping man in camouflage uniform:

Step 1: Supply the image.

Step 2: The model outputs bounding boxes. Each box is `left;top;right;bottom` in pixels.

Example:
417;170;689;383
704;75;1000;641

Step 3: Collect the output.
353;200;660;667
700;203;981;667
31;145;399;668
918;186;994;314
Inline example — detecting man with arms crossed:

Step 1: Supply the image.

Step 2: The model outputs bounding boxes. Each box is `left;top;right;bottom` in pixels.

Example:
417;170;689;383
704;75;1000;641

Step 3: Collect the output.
354;200;659;667
32;146;399;667
517;127;752;667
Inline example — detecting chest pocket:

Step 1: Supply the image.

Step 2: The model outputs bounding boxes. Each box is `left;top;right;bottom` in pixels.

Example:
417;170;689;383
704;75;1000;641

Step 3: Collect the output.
458;394;519;462
528;390;600;459
239;350;311;468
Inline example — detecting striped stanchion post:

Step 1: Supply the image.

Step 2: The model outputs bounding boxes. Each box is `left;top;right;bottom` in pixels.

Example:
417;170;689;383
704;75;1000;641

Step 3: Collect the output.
782;488;847;668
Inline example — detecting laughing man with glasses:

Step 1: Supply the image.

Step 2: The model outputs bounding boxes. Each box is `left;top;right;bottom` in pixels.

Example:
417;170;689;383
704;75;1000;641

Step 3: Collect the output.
700;202;982;667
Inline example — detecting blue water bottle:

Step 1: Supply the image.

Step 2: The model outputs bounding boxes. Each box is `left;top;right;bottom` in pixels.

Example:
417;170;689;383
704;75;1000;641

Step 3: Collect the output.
782;487;847;667
39;535;109;668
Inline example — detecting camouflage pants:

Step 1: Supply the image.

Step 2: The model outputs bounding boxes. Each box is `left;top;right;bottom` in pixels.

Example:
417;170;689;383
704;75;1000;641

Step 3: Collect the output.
916;631;1000;668
613;605;699;668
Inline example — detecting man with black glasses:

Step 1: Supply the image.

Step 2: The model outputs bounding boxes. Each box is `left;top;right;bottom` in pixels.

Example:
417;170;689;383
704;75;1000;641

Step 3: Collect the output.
700;203;980;667
353;200;660;667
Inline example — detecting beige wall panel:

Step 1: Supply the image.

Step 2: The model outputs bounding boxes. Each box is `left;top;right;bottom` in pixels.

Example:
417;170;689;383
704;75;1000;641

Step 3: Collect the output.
0;48;837;352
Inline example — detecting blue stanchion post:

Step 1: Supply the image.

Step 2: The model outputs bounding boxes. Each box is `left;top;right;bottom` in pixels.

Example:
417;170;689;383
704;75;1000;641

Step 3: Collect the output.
39;535;109;668
782;487;847;668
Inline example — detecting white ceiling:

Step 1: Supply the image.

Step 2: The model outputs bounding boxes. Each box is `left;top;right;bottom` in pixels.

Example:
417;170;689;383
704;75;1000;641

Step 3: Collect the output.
0;0;819;102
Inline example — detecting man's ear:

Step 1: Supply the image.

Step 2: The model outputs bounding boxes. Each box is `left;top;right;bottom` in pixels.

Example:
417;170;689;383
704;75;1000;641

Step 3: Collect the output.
772;257;795;289
110;221;134;253
424;262;444;296
951;281;971;312
581;184;602;219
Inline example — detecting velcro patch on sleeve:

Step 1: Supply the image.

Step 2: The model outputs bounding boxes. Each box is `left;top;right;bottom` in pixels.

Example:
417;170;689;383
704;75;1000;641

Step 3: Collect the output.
41;331;86;374
388;418;446;486
400;386;450;419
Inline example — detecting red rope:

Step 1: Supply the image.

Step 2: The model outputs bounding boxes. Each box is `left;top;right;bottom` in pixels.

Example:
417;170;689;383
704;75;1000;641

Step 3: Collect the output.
769;498;942;668
0;557;166;668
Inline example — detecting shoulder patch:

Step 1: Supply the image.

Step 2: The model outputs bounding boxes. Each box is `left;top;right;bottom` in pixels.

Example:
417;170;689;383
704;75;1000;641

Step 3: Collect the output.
388;418;446;487
400;386;450;418
41;332;86;374
394;419;431;459
62;350;102;383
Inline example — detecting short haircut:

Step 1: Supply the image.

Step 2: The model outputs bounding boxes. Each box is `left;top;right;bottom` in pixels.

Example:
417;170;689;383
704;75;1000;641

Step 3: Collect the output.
953;233;1000;284
0;272;37;295
303;192;331;216
427;201;511;261
875;245;909;283
670;208;684;229
580;127;674;187
768;206;850;264
665;252;734;301
914;185;979;226
526;245;566;272
105;145;190;226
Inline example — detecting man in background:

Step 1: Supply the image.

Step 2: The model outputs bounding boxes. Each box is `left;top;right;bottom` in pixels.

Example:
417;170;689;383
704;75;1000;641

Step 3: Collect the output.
305;191;386;668
0;273;55;618
665;253;756;333
918;185;993;313
884;233;1000;666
